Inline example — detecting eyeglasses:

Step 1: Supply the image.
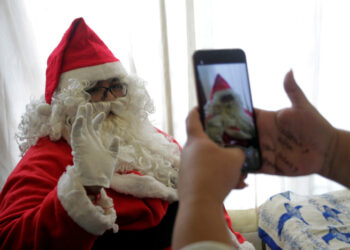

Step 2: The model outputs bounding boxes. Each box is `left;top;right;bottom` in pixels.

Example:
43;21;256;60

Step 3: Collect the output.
220;94;234;103
86;79;128;101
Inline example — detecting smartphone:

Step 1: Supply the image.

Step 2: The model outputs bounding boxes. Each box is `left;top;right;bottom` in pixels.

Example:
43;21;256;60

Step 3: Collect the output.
193;49;261;172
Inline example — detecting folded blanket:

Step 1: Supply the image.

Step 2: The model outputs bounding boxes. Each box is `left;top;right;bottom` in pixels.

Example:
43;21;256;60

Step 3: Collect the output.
258;189;350;250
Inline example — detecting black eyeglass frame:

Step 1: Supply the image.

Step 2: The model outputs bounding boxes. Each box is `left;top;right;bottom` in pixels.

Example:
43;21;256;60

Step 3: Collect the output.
86;80;128;101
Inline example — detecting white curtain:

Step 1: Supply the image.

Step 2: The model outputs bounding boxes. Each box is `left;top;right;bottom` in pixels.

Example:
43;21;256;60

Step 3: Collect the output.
0;0;348;209
0;0;43;188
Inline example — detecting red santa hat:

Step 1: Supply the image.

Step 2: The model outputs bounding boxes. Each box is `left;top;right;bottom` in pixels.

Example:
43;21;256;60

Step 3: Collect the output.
209;74;232;100
45;17;127;104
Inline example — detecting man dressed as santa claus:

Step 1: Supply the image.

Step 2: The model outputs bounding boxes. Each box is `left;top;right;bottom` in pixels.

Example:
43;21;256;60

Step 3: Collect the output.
204;74;255;146
204;74;260;171
0;18;252;249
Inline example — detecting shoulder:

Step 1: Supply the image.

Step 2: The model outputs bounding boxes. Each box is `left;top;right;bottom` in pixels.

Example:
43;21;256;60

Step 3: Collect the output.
13;137;73;179
0;137;73;203
27;137;72;160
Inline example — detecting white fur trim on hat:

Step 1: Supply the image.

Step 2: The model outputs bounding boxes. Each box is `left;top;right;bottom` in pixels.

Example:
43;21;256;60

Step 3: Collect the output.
212;89;237;101
110;173;178;203
57;165;118;235
58;61;127;91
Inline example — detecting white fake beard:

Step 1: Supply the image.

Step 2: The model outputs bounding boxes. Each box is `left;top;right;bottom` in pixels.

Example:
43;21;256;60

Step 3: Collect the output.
92;99;126;117
220;103;242;126
91;99;180;188
206;99;254;140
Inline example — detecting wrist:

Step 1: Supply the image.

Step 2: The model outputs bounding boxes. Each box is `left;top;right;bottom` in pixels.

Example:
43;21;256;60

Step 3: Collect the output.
84;186;102;204
174;195;232;249
321;128;350;188
84;185;102;194
180;195;223;210
320;127;339;179
178;183;228;206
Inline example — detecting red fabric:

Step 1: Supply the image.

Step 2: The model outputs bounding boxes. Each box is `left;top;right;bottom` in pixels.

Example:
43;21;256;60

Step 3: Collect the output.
45;17;119;104
223;208;246;244
0;137;173;249
155;127;182;151
233;231;246;245
210;74;231;100
108;190;169;231
0;138;96;250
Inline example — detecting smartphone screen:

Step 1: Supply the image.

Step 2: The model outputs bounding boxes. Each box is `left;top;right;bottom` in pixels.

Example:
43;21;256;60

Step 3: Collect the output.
193;49;261;172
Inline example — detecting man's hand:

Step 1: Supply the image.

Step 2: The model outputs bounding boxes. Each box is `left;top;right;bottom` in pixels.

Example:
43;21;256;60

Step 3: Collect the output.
173;108;246;250
256;71;338;177
178;108;246;205
71;103;119;188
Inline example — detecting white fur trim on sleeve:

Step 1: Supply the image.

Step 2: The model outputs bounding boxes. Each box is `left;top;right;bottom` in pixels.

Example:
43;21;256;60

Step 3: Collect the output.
110;173;178;202
57;165;118;235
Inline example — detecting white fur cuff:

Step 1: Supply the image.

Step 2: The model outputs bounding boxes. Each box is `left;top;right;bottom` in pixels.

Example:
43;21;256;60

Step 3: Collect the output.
57;165;118;235
110;173;178;202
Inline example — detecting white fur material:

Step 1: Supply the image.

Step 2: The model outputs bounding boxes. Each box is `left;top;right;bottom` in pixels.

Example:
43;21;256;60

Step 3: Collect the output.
57;166;118;235
58;61;127;91
110;173;178;202
229;230;255;250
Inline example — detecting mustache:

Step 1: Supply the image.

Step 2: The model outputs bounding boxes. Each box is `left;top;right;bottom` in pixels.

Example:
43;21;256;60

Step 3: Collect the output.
91;98;127;116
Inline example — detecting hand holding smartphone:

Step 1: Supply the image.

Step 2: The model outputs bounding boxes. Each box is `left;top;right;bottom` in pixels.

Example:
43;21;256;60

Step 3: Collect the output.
193;49;261;172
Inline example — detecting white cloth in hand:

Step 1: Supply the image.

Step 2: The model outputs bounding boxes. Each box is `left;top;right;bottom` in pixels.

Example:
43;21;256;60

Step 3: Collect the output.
71;103;119;187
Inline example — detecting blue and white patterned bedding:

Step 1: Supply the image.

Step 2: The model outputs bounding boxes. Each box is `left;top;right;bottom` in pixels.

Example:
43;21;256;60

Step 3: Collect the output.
258;189;350;249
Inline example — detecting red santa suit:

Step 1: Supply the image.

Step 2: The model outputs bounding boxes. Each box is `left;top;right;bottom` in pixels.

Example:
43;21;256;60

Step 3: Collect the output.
0;137;172;249
0;18;250;249
0;136;248;249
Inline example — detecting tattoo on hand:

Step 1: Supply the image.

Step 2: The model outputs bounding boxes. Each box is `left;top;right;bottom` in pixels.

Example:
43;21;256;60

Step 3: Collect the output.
262;157;283;174
262;142;298;174
278;129;310;154
279;128;303;147
278;136;293;150
277;152;298;172
262;143;274;151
